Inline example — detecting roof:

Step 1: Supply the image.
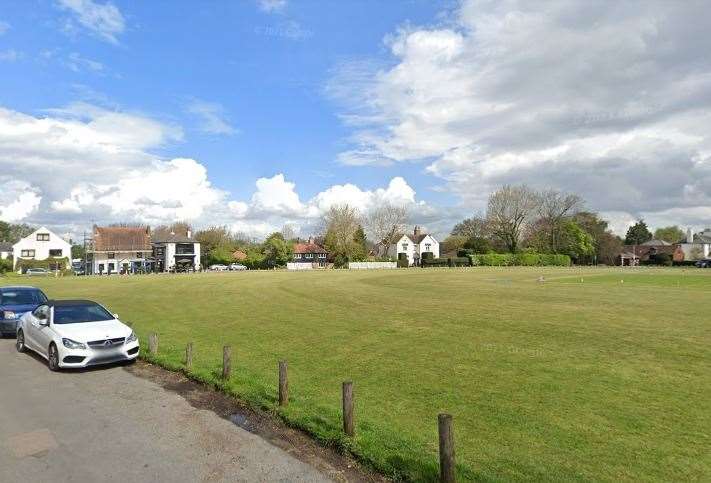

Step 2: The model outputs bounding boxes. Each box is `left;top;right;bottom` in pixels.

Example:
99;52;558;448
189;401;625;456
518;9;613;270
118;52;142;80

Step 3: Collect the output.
0;242;12;251
232;250;247;260
641;239;671;246
393;233;435;244
92;226;151;251
152;232;196;243
46;299;98;307
293;242;328;254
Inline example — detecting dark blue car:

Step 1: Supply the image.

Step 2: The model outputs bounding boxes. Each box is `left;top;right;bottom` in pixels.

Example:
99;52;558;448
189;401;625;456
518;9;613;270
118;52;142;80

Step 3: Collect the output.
0;286;48;337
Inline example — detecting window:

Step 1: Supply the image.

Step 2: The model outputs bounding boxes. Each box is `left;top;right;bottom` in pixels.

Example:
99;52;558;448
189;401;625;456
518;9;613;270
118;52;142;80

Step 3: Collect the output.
53;303;114;324
293;254;300;259
107;252;115;259
49;249;62;257
136;252;144;258
36;233;50;241
318;253;326;258
21;249;35;258
0;289;47;305
98;264;105;272
305;253;313;259
402;243;409;251
425;243;431;251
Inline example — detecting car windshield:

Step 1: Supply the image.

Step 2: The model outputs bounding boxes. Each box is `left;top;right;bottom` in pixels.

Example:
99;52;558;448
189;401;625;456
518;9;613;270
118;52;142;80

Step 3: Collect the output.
53;304;115;324
0;290;47;305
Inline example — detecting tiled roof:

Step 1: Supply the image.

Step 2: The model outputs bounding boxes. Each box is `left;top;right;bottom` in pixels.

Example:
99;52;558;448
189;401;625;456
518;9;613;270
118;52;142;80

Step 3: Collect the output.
93;226;151;252
293;242;328;254
641;239;671;246
232;250;247;260
0;242;12;251
152;232;196;243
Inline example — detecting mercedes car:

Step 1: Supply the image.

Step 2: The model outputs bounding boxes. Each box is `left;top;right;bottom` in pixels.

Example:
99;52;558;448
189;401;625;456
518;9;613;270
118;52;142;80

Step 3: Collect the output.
16;299;139;371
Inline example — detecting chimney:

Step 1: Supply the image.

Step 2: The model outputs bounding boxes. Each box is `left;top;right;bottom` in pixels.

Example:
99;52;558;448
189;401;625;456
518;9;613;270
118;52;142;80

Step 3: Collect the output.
687;228;693;243
413;226;421;238
307;236;314;245
187;229;192;239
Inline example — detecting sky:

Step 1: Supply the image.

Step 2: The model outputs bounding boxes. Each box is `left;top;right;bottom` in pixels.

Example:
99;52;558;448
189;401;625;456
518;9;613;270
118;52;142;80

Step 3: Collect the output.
1;0;711;241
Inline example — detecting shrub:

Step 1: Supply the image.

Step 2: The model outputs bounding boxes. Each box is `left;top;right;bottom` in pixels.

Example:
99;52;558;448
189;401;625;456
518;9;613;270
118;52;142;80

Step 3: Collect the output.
467;253;571;267
397;252;408;261
0;258;12;274
397;258;409;268
449;257;471;267
421;251;435;261
421;258;448;268
16;257;70;273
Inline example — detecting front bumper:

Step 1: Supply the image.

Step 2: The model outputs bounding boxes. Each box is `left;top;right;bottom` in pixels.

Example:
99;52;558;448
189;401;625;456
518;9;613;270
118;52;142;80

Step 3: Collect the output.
58;340;140;368
0;319;18;335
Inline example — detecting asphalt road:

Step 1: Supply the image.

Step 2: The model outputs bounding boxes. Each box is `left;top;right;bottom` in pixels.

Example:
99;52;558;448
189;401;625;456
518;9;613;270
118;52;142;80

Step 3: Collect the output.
0;338;332;482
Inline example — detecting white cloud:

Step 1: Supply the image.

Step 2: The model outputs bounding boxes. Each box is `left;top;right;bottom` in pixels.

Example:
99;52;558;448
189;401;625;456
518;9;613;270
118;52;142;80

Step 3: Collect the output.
58;0;125;44
0;21;10;35
332;0;711;233
186;99;237;136
0;50;21;62
0;178;42;222
65;52;104;72
257;0;287;14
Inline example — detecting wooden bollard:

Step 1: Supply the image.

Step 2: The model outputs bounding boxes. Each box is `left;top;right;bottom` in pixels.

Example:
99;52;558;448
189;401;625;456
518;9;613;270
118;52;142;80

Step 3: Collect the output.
342;381;354;436
185;342;193;370
148;333;158;354
278;360;288;407
438;413;455;483
222;346;232;380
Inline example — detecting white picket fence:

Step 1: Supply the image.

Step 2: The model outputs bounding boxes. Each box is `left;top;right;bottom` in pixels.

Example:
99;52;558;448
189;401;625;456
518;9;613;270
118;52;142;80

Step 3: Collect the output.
287;262;314;270
348;261;397;270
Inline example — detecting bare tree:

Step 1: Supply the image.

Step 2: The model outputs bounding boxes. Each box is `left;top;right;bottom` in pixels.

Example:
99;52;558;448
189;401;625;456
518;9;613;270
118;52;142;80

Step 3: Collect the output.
536;190;582;252
281;224;296;241
365;202;408;257
451;215;489;239
323;204;363;262
486;185;539;253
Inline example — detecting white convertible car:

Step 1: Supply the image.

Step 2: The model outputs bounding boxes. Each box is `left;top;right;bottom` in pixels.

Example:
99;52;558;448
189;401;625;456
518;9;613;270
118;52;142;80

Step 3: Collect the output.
16;299;139;371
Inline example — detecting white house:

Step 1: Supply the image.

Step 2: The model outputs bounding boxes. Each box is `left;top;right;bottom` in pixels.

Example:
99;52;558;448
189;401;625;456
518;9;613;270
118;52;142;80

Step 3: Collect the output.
675;228;711;261
152;230;201;272
12;227;72;270
388;226;440;266
87;225;153;275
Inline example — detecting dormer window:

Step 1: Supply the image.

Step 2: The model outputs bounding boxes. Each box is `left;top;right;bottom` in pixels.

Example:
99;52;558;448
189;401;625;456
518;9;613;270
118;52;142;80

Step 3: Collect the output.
37;233;50;241
402;243;409;251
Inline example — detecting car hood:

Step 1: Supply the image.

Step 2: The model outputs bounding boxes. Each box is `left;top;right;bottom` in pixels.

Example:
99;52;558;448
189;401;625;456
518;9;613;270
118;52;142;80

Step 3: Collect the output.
54;319;132;342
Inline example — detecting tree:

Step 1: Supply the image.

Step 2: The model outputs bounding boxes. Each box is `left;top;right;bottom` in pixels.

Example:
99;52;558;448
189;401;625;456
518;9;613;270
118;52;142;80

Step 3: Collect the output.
352;225;368;261
195;226;237;266
153;221;192;239
559;221;595;263
464;237;492;254
625;220;653;245
654;226;685;244
535;189;582;252
323;205;363;266
71;244;85;260
365;202;408;257
486;185;539;253
451;216;489;239
0;221;33;243
263;232;293;267
441;235;468;255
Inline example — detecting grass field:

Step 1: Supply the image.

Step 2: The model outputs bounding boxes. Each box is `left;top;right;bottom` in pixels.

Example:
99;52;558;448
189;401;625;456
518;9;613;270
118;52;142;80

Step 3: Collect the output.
2;267;710;481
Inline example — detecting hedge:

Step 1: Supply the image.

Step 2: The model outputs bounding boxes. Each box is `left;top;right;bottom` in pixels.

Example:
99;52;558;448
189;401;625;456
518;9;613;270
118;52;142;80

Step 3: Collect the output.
421;258;449;268
16;257;72;274
468;253;571;267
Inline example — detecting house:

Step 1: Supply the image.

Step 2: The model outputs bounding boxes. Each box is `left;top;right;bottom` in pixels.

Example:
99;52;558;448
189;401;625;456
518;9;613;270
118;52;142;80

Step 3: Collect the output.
619;242;675;265
232;250;247;262
12;227;72;271
152;230;201;272
388;226;439;266
87;226;153;275
674;228;711;262
292;237;328;267
0;242;12;260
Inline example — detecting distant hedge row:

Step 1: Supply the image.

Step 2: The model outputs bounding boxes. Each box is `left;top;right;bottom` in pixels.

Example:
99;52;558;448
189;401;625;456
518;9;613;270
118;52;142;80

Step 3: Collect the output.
467;253;571;266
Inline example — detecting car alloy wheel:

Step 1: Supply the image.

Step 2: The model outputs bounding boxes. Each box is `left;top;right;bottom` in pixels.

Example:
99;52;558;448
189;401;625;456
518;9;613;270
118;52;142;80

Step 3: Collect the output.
16;330;25;353
48;344;59;372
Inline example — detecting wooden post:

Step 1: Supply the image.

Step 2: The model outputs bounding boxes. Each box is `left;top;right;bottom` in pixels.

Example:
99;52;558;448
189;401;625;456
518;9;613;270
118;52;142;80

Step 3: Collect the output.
278;360;288;407
222;345;231;380
342;381;354;436
148;333;158;354
185;342;193;370
438;413;455;483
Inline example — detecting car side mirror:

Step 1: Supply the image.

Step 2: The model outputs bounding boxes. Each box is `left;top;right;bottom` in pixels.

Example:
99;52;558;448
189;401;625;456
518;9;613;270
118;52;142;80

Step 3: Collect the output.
113;313;119;319
39;317;49;327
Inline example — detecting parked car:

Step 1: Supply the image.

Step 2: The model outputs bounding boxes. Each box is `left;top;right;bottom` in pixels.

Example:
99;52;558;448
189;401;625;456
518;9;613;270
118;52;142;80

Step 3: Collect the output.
0;286;48;337
209;264;228;271
25;267;49;276
16;299;140;371
228;264;247;271
695;259;711;268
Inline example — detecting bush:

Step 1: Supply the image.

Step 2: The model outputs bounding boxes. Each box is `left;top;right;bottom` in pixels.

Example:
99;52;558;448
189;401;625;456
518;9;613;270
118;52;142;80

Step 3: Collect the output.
421;258;448;268
421;251;435;261
468;253;571;267
457;249;474;257
16;257;70;273
397;258;409;268
0;258;12;274
397;252;408;261
449;257;471;267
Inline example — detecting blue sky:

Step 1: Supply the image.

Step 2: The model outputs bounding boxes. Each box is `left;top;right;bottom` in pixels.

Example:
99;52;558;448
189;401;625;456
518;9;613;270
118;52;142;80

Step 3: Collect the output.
1;0;711;238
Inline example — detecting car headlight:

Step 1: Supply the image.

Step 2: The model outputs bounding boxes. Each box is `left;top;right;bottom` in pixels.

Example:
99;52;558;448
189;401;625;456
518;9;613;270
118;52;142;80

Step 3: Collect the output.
62;338;87;349
3;311;16;320
126;331;138;343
